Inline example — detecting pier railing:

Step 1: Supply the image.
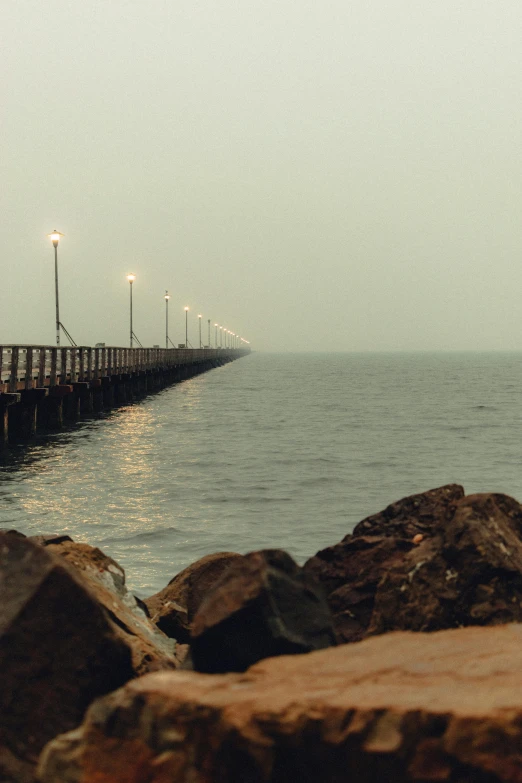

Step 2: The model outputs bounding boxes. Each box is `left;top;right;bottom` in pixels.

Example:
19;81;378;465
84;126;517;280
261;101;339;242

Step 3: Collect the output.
0;345;248;393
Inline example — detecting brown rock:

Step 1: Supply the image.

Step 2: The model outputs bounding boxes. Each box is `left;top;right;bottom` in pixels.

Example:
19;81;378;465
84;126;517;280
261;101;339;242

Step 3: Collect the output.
351;484;465;539
48;540;178;675
27;533;73;546
190;549;335;673
145;551;242;643
0;534;176;783
370;492;522;636
38;624;522;783
304;485;522;643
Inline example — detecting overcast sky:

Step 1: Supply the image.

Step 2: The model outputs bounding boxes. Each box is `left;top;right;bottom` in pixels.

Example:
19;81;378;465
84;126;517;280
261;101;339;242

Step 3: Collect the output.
2;1;522;352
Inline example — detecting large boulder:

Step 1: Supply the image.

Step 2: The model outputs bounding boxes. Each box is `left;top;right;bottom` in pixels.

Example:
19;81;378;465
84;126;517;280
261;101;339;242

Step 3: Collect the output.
190;549;336;673
46;540;178;674
38;623;522;783
304;485;522;642
0;534;176;783
145;551;242;643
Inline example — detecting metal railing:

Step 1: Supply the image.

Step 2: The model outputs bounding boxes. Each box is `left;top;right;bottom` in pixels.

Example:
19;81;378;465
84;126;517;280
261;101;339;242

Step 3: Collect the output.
0;345;248;393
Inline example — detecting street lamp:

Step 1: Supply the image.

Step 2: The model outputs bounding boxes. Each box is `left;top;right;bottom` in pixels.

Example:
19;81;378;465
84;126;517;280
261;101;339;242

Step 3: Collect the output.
219;326;223;347
198;314;202;348
127;274;136;348
184;306;189;347
164;291;170;349
48;230;64;346
207;318;211;347
47;230;77;346
214;323;218;348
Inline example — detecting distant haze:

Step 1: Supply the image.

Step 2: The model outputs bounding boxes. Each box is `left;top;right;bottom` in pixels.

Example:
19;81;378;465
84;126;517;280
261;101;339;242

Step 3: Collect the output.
2;1;522;352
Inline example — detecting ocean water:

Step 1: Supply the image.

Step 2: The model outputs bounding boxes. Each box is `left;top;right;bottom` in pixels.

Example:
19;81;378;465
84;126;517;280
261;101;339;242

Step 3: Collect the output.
1;351;522;597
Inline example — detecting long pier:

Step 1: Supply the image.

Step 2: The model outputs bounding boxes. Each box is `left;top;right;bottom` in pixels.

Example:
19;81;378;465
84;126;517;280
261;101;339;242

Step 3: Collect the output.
0;345;250;443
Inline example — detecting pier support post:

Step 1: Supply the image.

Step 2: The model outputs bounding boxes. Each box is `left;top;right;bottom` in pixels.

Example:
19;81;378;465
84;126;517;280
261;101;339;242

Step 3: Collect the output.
0;393;20;444
8;388;48;440
101;376;113;408
70;382;90;418
43;385;73;430
114;375;129;405
90;379;104;412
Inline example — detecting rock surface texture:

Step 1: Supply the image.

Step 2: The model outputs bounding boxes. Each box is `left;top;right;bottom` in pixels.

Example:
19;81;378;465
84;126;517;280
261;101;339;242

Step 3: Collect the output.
46;540;178;673
190;549;336;673
38;623;522;783
145;551;242;643
0;534;176;783
304;484;522;643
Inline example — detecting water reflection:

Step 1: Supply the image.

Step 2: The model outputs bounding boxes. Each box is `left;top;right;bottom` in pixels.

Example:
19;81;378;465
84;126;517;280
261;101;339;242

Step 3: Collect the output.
3;354;522;598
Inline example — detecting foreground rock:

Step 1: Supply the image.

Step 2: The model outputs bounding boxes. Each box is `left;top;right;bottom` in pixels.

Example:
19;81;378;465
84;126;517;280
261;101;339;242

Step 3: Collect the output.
145;551;242;643
190;549;335;673
38;623;522;782
46;540;178;673
0;534;176;783
304;485;522;643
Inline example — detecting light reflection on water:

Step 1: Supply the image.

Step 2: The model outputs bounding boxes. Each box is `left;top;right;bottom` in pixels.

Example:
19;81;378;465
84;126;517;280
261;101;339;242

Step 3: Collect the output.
2;352;522;596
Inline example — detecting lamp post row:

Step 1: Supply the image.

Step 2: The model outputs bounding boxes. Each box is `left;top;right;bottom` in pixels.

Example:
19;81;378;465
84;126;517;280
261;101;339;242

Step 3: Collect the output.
47;231;250;349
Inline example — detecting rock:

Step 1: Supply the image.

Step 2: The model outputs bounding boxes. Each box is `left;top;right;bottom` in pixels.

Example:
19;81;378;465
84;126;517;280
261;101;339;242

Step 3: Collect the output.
0;534;176;783
0;531;73;546
370;492;522;636
47;540;178;674
304;485;522;643
38;623;522;783
0;528;26;538
145;551;242;643
351;483;465;539
190;549;336;673
0;534;133;783
306;535;416;643
27;533;73;546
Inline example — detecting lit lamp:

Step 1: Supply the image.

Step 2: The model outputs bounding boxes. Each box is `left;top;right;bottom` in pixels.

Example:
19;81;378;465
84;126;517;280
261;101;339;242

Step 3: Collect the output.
198;314;202;348
164;291;171;349
214;323;218;348
47;230;65;346
127;274;136;348
184;306;189;347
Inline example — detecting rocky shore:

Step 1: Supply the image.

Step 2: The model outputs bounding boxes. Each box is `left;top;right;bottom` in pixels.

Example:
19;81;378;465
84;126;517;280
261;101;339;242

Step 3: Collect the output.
3;484;522;781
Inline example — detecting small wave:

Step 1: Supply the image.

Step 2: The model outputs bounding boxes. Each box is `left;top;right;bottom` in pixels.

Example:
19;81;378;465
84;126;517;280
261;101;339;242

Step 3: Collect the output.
298;476;338;487
100;526;180;544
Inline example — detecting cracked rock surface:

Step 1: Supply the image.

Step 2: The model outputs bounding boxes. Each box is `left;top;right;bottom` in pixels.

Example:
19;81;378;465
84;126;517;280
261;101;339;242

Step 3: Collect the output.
38;624;522;783
0;535;177;783
303;485;522;642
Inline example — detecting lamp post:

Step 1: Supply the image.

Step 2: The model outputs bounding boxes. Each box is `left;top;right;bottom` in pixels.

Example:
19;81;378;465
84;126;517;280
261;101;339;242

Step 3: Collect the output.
198;314;202;348
184;306;189;347
127;274;136;348
207;318;211;347
47;230;64;345
220;326;223;347
164;291;170;349
214;323;218;348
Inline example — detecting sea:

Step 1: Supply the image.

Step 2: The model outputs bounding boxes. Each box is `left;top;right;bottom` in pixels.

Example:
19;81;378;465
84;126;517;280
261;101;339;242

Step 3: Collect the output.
1;351;521;598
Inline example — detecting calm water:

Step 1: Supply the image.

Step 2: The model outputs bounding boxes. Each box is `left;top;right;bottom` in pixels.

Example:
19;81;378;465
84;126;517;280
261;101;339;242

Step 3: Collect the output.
1;352;522;596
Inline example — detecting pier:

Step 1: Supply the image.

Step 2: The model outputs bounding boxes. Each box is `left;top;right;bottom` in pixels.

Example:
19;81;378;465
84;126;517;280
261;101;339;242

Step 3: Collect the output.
0;344;250;443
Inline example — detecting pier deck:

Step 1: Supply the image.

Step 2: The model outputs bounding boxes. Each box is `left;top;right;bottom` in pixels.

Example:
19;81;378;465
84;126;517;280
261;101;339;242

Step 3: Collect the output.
0;345;250;442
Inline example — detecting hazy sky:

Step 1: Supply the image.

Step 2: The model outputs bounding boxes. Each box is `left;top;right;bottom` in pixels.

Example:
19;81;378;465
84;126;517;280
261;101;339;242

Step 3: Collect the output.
2;1;522;352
